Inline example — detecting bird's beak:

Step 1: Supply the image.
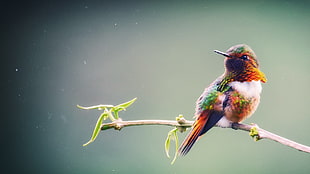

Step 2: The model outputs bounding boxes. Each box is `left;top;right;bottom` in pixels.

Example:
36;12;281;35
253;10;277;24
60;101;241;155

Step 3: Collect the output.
214;50;232;58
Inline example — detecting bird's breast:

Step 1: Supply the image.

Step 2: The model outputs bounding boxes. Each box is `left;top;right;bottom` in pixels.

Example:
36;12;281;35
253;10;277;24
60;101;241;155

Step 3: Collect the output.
223;80;263;122
229;80;262;98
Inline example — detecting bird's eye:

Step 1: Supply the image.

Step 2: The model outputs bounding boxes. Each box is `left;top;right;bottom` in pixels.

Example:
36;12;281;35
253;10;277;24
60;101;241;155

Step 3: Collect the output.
240;55;249;60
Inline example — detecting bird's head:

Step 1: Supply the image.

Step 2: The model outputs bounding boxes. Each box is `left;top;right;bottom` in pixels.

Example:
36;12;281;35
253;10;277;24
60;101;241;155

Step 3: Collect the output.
214;44;267;83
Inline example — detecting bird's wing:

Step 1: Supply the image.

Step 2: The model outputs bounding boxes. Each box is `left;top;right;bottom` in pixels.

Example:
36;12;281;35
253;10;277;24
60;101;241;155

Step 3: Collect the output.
178;84;226;156
178;109;223;156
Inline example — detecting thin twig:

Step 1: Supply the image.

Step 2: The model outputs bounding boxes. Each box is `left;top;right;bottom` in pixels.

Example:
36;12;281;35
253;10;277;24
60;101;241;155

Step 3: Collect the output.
101;119;310;154
101;119;194;131
232;123;310;153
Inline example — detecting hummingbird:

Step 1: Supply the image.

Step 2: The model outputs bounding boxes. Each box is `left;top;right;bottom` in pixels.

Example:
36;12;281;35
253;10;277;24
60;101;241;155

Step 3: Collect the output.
178;44;267;156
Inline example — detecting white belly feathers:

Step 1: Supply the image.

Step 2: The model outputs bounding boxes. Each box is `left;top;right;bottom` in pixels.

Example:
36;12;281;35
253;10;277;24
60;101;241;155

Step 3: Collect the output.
229;80;262;98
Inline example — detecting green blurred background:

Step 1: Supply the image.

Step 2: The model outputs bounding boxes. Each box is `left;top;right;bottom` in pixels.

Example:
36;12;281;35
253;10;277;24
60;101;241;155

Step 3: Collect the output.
4;0;310;173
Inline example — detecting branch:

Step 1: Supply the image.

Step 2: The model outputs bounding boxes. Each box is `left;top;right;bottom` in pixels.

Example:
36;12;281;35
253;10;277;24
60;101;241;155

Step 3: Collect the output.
78;98;310;164
102;118;310;154
231;123;310;153
101;118;193;131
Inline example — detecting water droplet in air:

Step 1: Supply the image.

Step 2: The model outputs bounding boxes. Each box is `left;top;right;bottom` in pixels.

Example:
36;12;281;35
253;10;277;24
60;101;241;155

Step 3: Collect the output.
113;23;118;29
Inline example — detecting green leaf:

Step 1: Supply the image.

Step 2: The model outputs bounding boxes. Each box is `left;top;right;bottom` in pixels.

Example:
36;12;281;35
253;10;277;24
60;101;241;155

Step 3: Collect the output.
81;98;137;147
165;131;172;158
117;97;137;109
165;128;179;164
83;109;109;146
171;129;179;165
111;98;137;119
77;104;114;110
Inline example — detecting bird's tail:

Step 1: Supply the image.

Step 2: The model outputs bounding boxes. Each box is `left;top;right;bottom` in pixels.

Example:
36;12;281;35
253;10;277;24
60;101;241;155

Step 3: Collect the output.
178;110;209;156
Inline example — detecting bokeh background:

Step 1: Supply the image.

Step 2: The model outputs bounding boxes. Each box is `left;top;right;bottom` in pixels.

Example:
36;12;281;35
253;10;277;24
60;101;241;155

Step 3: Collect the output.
4;0;310;173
